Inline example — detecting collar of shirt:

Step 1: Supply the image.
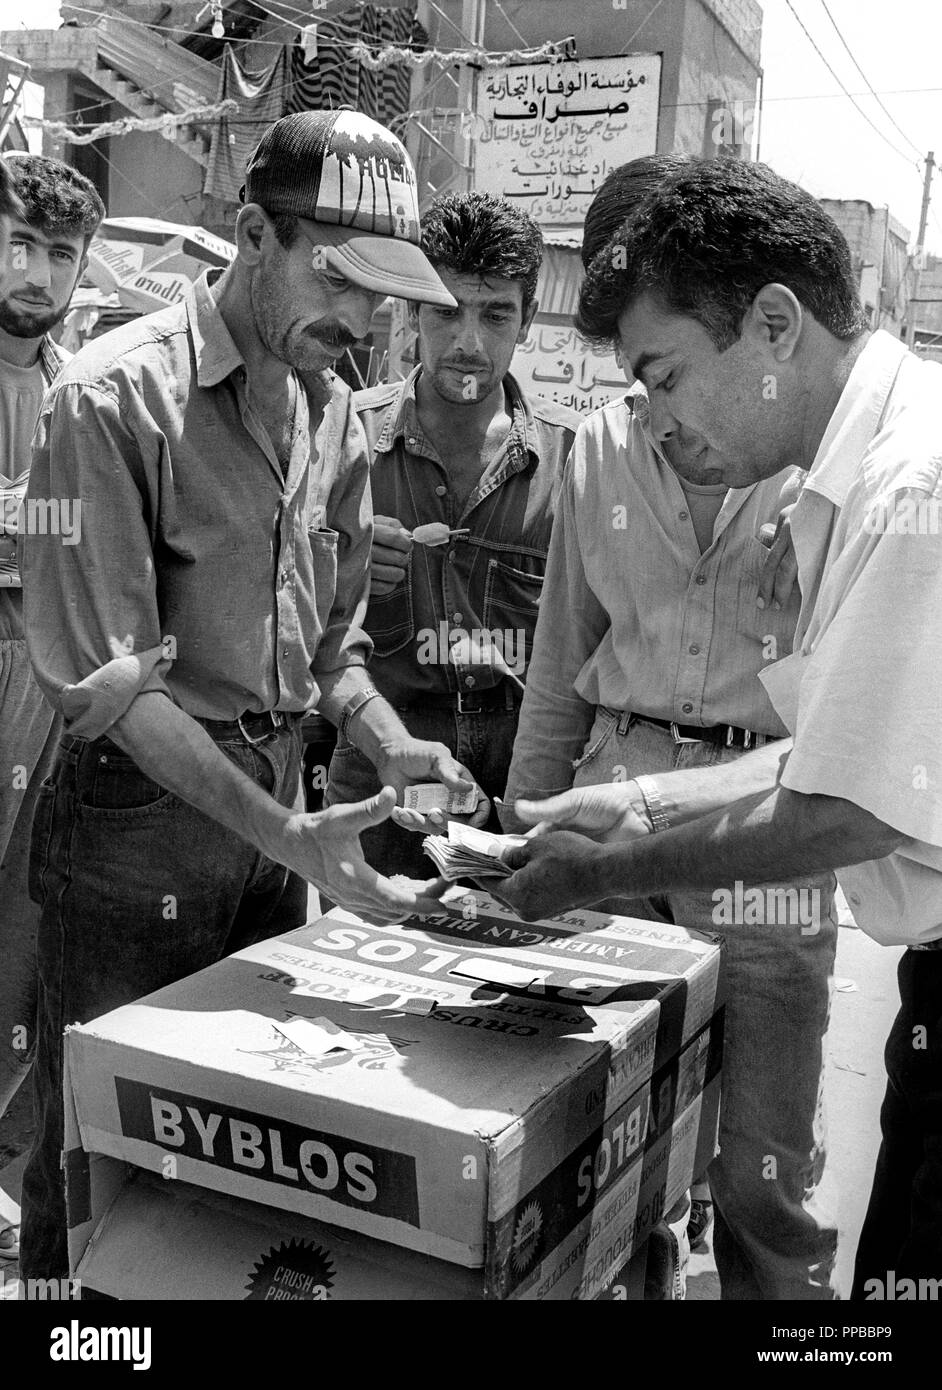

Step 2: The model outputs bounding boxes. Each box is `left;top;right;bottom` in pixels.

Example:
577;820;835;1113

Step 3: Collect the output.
185;269;336;457
372;363;541;474
39;334;70;383
803;330;908;507
185;268;334;414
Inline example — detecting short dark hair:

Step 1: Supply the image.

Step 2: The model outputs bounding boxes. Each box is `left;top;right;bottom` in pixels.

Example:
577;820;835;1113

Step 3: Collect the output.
271;211;299;249
0;158;23;221
420;191;543;313
580;154;689;270
576;156;867;351
3;153;104;245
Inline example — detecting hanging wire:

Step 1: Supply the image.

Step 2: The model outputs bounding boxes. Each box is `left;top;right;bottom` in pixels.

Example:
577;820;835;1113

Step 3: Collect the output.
783;0;921;174
817;0;924;161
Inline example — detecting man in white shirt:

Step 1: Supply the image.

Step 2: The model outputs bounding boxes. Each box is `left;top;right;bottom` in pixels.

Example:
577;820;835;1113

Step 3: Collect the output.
494;156;942;1293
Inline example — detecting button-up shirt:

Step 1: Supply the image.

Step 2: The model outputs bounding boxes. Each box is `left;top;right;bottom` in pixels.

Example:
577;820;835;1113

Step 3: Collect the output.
505;389;803;807
1;333;70;588
22;270;373;739
759;330;942;946
354;366;579;707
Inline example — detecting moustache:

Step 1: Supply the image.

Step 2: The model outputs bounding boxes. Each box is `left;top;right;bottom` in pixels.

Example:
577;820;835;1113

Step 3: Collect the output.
309;324;358;350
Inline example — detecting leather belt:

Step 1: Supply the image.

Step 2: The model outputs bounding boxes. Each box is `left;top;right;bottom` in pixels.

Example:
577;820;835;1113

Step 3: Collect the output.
194;709;303;746
624;712;776;752
397;683;520;716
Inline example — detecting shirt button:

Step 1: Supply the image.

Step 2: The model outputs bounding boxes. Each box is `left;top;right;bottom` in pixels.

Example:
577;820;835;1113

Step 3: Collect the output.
689;644;700;655
408;437;417;446
281;648;288;658
464;676;476;688
695;574;708;585
435;485;447;497
281;569;288;584
452;612;463;624
681;702;694;714
679;510;689;521
447;550;455;562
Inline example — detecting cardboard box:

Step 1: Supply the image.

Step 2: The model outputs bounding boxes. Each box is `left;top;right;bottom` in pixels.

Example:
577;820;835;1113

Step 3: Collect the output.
76;1174;480;1301
73;1060;720;1302
65;891;723;1298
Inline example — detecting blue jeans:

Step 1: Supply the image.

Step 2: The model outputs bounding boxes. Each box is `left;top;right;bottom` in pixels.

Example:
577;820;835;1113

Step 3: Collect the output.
325;703;520;879
851;948;942;1296
573;711;839;1300
20;726;308;1281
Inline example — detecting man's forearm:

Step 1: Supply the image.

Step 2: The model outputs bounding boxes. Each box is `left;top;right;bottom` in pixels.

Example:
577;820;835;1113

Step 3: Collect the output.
109;693;292;861
315;666;412;769
596;783;906;902
640;738;793;829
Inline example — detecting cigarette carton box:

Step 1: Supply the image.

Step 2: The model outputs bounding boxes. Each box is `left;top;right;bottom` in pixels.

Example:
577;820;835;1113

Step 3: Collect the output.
64;890;722;1299
73;1057;720;1302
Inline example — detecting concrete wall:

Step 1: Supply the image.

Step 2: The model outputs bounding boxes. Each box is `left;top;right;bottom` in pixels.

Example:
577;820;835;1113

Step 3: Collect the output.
104;125;205;221
820;198;911;336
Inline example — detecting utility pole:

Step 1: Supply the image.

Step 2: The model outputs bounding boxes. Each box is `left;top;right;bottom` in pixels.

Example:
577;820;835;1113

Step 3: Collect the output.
905;150;935;349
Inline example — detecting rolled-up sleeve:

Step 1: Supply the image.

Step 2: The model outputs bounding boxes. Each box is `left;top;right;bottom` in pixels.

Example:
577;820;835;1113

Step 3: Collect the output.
502;452;609;822
311;389;374;678
21;379;173;739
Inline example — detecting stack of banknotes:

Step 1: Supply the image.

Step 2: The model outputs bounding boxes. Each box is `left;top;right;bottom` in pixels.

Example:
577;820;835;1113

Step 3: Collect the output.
422;821;528;881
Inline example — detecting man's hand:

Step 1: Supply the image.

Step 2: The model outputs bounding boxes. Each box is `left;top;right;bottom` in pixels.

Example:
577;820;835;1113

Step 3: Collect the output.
487;830;612;921
509;781;654;844
757;504;799;612
278;787;449;923
378;738;490;830
371;514;413;596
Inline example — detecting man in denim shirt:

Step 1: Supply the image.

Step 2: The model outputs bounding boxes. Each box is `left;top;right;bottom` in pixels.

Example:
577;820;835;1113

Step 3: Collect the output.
326;193;579;876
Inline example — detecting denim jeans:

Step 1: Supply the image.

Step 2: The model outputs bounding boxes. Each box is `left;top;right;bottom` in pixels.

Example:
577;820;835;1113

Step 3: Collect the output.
851;949;942;1296
0;589;61;1115
573;710;839;1300
325;703;520;879
20;726;308;1281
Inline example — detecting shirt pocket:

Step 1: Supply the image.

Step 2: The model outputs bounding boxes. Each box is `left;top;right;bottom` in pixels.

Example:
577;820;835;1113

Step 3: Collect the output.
308;527;340;642
736;535;797;660
482;557;544;669
366;554;415;657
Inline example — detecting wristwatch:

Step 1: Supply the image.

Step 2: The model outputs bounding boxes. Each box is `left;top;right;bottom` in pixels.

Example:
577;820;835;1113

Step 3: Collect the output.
634;775;671;834
339;686;382;742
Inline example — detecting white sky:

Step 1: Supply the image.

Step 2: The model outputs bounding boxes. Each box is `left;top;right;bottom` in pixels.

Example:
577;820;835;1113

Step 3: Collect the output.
4;0;941;254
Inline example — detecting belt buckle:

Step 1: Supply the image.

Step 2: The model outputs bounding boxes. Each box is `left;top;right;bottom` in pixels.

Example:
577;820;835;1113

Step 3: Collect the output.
670;721;701;745
456;688;481;715
237;711;278;745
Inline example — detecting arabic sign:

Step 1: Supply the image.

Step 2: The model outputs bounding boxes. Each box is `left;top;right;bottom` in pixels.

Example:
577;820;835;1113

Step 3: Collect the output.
514;316;626;416
474;55;661;241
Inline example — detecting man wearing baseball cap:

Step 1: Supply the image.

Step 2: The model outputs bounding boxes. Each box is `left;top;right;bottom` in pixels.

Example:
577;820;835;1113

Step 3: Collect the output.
19;110;472;1282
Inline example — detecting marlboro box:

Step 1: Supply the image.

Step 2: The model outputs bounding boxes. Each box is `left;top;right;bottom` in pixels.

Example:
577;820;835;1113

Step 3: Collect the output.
64;890;722;1299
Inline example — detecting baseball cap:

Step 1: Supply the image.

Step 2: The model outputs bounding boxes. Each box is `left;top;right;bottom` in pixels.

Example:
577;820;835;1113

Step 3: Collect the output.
242;109;456;307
